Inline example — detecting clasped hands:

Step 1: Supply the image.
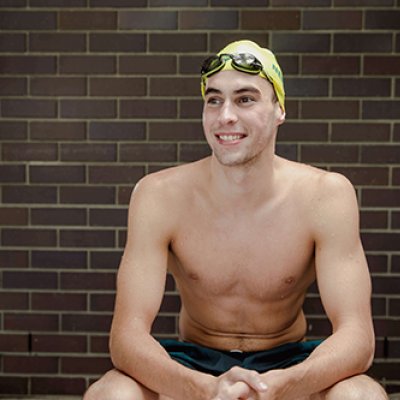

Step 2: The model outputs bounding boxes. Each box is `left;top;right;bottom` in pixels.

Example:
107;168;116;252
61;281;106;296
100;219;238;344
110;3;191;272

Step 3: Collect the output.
212;366;290;400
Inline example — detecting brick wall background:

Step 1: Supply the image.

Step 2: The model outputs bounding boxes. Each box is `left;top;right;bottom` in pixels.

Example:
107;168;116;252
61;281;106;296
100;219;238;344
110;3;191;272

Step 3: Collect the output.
0;0;399;396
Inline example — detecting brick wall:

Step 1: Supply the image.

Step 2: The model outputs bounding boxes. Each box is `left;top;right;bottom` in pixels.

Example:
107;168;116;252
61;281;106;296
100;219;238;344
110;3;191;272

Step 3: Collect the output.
0;0;399;396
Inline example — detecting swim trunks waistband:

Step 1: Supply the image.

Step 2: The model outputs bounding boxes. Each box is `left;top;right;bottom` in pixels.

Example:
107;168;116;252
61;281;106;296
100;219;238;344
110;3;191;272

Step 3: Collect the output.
159;338;323;376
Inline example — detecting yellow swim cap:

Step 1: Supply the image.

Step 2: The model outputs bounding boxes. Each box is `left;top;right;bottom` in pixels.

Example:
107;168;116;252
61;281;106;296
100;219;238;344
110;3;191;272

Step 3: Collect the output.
201;40;285;111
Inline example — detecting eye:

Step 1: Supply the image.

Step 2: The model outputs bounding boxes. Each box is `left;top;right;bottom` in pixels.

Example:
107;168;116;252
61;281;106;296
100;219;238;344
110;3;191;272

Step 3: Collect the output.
206;96;223;106
238;96;255;104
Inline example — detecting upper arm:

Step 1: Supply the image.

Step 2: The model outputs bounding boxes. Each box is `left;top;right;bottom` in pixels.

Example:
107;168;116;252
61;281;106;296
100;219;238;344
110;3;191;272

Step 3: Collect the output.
311;173;373;334
111;175;175;337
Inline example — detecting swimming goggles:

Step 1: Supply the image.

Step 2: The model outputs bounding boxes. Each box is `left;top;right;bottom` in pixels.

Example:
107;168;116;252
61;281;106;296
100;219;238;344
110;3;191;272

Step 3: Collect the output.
201;53;265;81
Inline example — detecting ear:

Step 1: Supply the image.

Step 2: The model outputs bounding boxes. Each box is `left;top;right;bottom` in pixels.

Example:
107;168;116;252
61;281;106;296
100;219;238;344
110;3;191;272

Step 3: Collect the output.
275;104;286;126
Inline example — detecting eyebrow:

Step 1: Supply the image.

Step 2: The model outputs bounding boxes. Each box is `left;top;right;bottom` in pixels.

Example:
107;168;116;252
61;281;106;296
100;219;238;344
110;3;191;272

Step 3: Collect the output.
204;86;261;97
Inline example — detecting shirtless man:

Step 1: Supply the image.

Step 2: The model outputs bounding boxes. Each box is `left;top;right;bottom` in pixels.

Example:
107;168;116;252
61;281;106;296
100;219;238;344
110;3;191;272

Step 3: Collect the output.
84;40;388;399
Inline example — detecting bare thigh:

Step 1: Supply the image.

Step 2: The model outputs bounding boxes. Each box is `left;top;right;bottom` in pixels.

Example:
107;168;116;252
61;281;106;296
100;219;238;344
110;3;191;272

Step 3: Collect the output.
84;369;175;400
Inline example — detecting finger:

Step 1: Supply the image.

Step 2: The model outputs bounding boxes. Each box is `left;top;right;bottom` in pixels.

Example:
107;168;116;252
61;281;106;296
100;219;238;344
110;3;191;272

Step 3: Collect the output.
227;367;268;393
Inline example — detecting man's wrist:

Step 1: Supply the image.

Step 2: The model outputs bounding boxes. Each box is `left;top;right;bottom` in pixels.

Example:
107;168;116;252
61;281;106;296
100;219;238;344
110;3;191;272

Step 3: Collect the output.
185;369;216;400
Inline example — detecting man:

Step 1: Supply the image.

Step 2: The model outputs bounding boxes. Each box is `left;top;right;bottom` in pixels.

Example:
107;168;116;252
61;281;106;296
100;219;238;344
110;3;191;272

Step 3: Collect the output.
84;40;388;399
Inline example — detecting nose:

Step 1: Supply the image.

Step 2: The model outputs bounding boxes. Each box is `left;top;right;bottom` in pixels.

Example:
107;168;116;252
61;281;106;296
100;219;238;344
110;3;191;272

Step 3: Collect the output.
218;101;238;125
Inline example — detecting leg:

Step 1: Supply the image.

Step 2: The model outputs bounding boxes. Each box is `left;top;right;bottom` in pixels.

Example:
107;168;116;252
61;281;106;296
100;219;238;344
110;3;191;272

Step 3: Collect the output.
84;369;160;400
319;374;388;400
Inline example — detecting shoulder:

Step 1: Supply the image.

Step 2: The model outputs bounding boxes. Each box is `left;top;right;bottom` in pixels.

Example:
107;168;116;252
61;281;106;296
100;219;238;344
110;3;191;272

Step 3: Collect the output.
130;160;205;209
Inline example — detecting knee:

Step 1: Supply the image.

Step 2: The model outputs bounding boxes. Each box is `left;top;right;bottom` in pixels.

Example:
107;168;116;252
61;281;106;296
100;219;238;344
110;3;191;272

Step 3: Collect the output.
326;375;388;400
84;371;143;400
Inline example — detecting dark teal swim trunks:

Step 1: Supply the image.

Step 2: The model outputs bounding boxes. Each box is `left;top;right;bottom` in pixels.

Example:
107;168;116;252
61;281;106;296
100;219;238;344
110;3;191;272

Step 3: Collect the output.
159;339;322;377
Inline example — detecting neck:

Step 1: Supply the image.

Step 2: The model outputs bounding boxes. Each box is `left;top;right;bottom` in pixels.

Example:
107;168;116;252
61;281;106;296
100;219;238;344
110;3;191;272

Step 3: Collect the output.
207;153;279;208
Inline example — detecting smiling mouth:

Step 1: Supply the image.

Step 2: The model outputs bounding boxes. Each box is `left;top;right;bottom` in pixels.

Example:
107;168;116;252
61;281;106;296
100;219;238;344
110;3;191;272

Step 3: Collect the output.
216;133;246;142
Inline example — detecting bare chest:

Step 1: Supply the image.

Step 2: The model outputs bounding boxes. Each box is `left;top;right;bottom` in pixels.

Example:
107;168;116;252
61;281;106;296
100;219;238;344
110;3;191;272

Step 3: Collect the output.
170;204;315;301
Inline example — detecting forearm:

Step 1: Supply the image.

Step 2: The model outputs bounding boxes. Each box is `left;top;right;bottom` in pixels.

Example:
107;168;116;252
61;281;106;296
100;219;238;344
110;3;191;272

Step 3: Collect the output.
270;325;374;397
110;327;215;400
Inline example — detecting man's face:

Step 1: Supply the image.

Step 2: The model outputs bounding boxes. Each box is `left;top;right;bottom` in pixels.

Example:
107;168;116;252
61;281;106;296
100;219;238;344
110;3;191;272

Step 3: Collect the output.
202;70;285;168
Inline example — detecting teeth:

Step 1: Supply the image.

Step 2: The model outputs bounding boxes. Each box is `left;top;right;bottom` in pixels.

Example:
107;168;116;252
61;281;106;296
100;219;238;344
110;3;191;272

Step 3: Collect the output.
219;134;241;141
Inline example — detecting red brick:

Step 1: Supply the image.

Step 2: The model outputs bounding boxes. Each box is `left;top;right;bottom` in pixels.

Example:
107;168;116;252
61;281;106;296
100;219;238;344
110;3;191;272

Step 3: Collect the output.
32;250;87;269
331;123;390;142
60;186;115;205
334;33;392;53
361;145;400;164
242;10;300;30
150;77;199;97
303;11;362;30
90;250;122;270
362;189;400;208
272;33;330;53
32;293;87;311
31;0;86;5
91;0;146;5
61;143;116;162
361;209;388;230
1;99;57;118
149;121;204;141
30;33;86;52
152;315;176;334
180;99;203;119
331;167;389;186
366;254;388;274
278;122;328;142
0;33;26;52
302;56;360;75
120;11;177;29
2;143;57;161
0;377;28;395
60;55;116;74
364;56;400;75
2;185;57;204
0;207;28;225
0;56;56;74
31;377;86;395
30;165;85;183
4;356;58;374
62;314;112;332
90;33;146;52
0;77;27;96
180;10;238;30
59;11;117;30
0;121;27;140
0;333;28;352
89;208;127;227
90;293;115;311
0;11;56;30
90;77;146;96
62;356;112;374
0;292;29;310
149;33;207;52
180;143;211;163
31;208;86;226
209;33;268;54
61;99;116;119
332;78;390;97
120;100;177;119
5;313;59;331
393;212;400;229
88;166;144;184
0;250;29;269
160;294;181;313
31;77;86;96
31;121;86;141
3;271;57;289
120;55;177;74
61;271;115;290
271;0;329;4
1;228;57;247
300;144;359;164
334;0;393;4
120;143;177;162
363;101;400;120
366;10;400;29
285;77;328;97
60;229;115;248
302;100;359;120
362;233;400;251
89;122;145;141
32;334;87;353
0;165;26;183
90;335;109;353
